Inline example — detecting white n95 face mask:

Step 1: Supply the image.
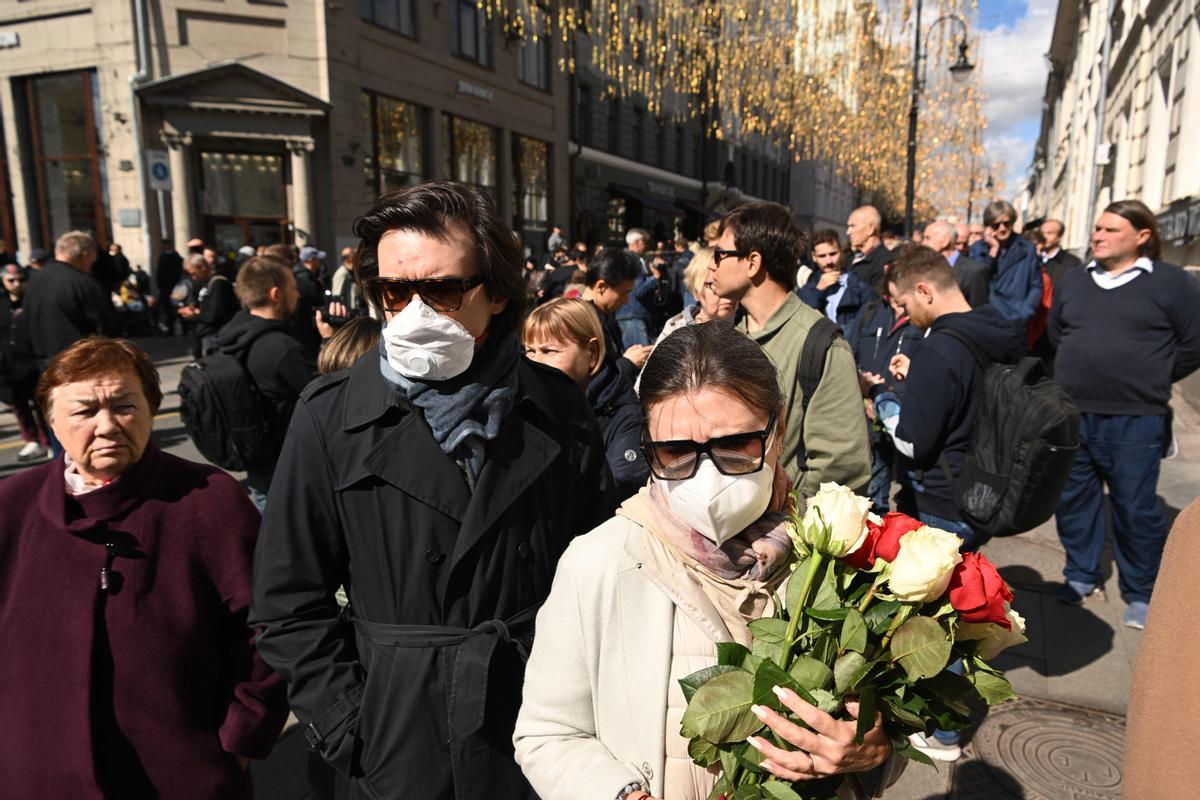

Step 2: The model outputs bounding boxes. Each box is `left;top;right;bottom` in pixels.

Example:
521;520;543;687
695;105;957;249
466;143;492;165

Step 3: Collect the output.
657;456;775;545
382;297;477;381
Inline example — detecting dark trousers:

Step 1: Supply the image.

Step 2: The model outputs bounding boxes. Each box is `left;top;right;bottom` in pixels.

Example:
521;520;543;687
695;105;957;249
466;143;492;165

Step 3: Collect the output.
1055;413;1168;604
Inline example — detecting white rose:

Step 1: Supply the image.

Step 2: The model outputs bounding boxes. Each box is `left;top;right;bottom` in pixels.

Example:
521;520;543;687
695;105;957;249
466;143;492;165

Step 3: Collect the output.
957;605;1028;660
886;526;964;602
801;482;872;556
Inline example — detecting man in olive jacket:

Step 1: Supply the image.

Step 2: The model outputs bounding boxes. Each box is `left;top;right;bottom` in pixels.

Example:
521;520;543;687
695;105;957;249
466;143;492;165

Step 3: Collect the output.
710;202;871;496
249;183;615;800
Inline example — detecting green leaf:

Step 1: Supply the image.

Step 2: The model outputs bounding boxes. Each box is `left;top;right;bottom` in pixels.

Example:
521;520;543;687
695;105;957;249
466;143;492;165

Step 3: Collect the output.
864;599;903;634
751;637;786;665
889;617;952;681
810;559;841;610
930;600;956;618
717;642;753;667
731;786;765;800
849;658;884;692
808;688;841;715
754;659;816;710
788;655;833;692
680;664;742;703
967;670;1017;705
688;737;720;767
918;671;975;716
880;696;925;729
680;670;762;743
804;606;850;622
785;555;814;616
730;739;766;770
719;749;739;783
834;651;867;695
854;685;878;745
890;733;936;767
807;631;839;665
840;608;868;654
760;780;805;800
706;776;732;800
748;617;790;644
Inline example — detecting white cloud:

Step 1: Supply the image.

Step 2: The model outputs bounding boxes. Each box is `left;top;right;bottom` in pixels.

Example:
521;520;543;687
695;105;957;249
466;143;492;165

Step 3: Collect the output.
978;0;1056;191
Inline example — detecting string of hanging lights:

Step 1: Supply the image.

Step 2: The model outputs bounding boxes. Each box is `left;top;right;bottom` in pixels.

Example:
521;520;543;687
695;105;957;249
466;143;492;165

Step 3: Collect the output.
481;0;1005;222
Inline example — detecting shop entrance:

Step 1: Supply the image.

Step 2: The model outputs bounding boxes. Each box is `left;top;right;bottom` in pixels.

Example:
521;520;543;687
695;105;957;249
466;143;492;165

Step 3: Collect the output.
198;149;288;255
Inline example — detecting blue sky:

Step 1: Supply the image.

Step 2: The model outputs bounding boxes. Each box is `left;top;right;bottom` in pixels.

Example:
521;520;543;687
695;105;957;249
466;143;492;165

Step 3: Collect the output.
973;0;1056;195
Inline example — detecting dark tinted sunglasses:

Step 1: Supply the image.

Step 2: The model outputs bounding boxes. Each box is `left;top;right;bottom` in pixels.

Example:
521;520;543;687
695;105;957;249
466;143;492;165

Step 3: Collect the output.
364;275;485;313
642;409;778;480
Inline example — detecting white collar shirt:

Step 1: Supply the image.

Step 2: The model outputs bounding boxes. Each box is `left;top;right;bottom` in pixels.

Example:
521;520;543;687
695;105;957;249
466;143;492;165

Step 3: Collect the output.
1086;257;1154;290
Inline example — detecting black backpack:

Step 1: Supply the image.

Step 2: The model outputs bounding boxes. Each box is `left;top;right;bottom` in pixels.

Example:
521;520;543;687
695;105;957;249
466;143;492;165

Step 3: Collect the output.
178;330;273;472
938;329;1080;537
794;316;841;470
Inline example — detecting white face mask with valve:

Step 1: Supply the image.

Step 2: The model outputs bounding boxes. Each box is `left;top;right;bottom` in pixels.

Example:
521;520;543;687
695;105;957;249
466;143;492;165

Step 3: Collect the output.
382;297;477;381
656;456;775;545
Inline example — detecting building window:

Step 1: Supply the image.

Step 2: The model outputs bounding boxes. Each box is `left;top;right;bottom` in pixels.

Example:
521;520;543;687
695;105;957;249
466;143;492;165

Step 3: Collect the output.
24;70;109;248
363;91;427;202
633;108;645;161
513;135;550;244
200;152;286;218
607;97;621;153
607;196;626;239
518;36;550;90
452;0;492;67
360;0;416;37
576;84;593;146
655;119;666;168
442;113;499;202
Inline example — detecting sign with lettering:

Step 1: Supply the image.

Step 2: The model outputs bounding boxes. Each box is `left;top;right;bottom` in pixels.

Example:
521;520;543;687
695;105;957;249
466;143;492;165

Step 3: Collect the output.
647;180;677;199
1158;198;1200;243
457;80;494;102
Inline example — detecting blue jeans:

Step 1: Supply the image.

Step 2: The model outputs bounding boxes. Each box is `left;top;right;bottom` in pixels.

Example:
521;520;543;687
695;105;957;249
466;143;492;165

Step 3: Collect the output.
868;437;895;514
918;511;985;553
1055;413;1167;604
616;317;651;347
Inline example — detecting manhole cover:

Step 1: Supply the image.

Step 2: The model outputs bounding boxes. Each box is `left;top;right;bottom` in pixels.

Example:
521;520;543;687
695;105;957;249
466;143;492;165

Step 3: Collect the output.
952;698;1125;799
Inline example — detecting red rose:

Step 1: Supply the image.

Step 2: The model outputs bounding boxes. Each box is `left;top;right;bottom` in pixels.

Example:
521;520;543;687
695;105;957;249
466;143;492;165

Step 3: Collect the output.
842;518;883;570
948;553;1014;629
874;512;924;562
841;512;923;569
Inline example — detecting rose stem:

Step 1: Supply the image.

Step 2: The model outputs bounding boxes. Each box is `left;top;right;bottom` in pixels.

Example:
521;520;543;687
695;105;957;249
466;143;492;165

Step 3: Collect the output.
782;552;825;670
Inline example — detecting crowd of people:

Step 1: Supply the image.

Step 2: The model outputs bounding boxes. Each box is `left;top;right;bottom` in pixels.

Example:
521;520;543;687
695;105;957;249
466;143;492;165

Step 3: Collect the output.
1;179;1197;799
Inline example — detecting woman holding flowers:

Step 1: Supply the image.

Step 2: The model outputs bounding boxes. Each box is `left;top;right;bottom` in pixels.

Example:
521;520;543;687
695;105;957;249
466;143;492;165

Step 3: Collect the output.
514;322;904;800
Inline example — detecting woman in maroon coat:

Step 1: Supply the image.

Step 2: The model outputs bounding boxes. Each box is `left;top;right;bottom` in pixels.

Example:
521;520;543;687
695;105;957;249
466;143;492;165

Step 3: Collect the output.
0;337;287;798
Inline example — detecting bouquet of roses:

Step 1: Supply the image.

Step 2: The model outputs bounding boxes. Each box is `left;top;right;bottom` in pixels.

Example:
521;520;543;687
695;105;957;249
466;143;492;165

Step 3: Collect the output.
679;483;1026;800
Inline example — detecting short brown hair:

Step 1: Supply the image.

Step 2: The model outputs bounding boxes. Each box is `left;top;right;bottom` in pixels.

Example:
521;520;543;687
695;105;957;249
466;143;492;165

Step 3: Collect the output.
353;181;525;326
717;202;807;290
639;321;781;421
262;243;292;262
37;337;163;418
810;228;842;252
317;316;381;374
886;244;958;294
235;255;293;309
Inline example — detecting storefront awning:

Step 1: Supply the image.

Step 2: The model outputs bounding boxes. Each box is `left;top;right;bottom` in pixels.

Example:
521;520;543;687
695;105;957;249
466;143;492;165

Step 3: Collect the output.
610;184;684;216
675;197;721;220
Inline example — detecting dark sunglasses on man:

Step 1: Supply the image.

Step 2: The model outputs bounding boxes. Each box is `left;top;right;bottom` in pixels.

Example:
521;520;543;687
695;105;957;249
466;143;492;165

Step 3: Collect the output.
642;409;778;481
364;275;485;313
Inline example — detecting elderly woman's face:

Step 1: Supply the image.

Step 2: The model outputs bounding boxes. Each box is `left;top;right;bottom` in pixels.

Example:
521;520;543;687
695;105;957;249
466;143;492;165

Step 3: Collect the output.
647;387;780;472
48;369;154;482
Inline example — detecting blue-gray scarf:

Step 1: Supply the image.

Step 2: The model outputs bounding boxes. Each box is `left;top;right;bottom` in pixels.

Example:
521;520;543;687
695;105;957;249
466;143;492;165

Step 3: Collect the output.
379;324;519;483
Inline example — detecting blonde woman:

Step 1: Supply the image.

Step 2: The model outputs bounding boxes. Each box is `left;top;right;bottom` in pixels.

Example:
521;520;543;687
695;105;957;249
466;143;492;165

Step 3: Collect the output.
524;298;649;500
654;247;738;345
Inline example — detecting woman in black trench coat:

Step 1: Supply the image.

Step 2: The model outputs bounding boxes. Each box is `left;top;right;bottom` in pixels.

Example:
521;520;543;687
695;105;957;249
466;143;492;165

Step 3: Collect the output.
250;182;615;800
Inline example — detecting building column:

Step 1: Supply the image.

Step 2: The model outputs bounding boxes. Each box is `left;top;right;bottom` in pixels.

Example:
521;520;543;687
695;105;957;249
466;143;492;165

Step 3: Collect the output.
162;131;195;248
2;78;36;255
288;137;315;246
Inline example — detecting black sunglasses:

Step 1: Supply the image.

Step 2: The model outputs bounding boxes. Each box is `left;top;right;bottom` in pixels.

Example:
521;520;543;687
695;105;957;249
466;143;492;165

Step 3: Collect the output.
364;275;485;313
713;248;749;265
642;409;778;480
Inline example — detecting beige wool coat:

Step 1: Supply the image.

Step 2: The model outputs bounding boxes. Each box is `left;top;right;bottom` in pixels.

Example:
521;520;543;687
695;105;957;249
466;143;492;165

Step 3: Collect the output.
513;515;905;800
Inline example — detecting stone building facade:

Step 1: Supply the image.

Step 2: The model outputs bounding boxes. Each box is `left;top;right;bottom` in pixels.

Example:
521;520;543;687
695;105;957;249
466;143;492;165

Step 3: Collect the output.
1026;0;1200;267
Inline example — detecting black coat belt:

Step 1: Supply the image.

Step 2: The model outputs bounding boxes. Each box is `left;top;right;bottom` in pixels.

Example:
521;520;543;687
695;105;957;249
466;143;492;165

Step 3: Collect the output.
349;606;540;797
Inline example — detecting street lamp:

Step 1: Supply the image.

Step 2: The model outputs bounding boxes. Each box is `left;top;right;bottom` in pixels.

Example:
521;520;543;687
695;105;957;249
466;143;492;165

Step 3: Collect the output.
904;5;975;238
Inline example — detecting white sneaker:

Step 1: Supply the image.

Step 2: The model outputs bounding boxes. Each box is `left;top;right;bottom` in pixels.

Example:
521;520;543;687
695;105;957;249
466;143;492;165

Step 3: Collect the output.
909;732;962;762
16;442;45;461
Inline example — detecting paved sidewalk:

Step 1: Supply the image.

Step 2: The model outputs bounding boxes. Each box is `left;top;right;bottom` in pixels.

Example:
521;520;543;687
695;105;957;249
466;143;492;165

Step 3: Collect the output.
886;388;1200;800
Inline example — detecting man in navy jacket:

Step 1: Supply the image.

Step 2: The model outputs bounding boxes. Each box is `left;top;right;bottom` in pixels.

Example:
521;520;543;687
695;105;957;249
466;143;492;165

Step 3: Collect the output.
876;245;1026;550
1049;199;1200;629
968;200;1042;322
